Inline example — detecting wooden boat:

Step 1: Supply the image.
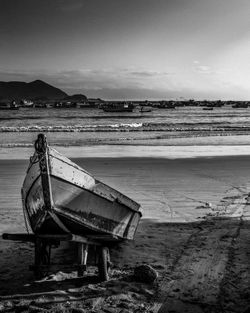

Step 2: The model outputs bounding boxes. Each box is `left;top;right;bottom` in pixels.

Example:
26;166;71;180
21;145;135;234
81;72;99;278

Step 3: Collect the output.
155;103;175;109
102;103;134;112
22;134;142;241
203;107;214;111
139;106;152;112
232;103;248;108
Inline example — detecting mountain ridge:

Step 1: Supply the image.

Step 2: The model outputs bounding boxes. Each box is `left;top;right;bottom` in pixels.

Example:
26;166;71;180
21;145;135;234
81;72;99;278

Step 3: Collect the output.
0;80;68;100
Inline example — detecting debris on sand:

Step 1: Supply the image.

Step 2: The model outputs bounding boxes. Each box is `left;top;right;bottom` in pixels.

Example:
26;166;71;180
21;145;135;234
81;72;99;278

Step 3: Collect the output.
134;264;158;284
0;267;157;313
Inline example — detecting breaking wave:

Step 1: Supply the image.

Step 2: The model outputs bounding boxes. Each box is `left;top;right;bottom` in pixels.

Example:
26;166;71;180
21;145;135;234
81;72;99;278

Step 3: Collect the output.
1;121;250;132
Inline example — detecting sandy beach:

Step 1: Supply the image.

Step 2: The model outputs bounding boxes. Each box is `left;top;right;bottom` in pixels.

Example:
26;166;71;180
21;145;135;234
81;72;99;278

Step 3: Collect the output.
2;0;250;311
0;150;250;312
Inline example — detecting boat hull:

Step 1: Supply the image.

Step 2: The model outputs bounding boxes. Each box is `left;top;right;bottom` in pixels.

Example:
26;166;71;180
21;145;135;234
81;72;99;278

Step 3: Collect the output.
22;136;141;241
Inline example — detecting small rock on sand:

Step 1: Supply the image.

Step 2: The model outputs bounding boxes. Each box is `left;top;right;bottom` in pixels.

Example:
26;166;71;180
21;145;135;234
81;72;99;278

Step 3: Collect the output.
134;264;158;283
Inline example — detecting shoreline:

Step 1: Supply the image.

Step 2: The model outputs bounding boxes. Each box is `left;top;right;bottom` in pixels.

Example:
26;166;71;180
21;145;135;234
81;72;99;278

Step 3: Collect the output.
1;143;250;160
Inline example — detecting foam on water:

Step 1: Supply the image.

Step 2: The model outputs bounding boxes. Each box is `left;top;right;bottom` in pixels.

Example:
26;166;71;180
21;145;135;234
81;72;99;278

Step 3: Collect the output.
1;121;250;133
1;106;250;131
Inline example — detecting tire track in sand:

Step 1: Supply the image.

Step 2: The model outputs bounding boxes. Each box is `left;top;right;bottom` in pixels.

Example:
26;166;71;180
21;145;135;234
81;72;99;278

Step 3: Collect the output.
151;196;247;313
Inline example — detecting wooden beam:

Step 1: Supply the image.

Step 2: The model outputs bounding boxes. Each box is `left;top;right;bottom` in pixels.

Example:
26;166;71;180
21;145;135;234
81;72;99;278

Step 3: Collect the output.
2;233;35;242
2;232;119;245
77;243;88;276
37;233;72;241
86;234;119;242
71;234;94;244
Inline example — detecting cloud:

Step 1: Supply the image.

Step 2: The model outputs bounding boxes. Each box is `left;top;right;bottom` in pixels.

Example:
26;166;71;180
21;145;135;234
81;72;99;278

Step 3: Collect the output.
193;61;219;75
196;65;211;73
0;67;181;99
194;64;220;75
130;70;171;77
0;69;44;81
1;66;250;100
51;68;174;91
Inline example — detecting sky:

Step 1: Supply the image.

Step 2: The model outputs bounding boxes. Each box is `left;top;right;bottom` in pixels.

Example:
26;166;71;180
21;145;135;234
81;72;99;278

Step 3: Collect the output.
0;0;250;100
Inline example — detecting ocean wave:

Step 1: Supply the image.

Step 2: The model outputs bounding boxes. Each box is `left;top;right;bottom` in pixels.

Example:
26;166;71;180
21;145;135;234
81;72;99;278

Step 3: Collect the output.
0;115;149;121
1;113;249;121
1;122;250;133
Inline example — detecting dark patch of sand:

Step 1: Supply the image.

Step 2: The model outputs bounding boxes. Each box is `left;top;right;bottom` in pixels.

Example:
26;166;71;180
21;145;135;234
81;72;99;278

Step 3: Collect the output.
1;205;250;312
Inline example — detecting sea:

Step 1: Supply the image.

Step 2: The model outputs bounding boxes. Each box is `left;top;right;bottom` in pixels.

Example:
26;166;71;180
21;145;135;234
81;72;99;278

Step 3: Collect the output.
1;105;250;147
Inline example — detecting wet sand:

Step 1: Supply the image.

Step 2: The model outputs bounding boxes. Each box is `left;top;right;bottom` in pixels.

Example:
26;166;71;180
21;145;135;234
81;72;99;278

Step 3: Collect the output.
0;154;250;312
2;132;250;150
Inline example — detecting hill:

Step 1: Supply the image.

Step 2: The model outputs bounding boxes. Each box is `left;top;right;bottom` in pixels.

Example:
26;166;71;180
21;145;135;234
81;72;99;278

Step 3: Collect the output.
0;80;68;100
64;94;87;101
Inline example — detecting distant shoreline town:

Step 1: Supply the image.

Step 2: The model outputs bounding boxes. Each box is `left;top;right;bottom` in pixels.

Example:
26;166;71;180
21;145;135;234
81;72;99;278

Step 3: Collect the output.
1;98;250;112
0;79;249;111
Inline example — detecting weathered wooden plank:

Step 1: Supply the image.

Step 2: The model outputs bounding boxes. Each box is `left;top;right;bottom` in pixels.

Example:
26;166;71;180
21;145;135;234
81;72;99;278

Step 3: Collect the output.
2;233;35;242
86;234;119;242
77;243;88;276
2;232;118;246
37;233;73;241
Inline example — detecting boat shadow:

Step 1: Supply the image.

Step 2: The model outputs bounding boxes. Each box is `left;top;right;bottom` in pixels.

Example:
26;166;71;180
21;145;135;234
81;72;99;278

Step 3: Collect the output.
0;218;193;296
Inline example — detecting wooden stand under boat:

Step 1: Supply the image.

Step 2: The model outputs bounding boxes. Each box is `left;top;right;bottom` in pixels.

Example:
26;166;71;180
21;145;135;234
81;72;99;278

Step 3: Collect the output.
2;232;115;281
